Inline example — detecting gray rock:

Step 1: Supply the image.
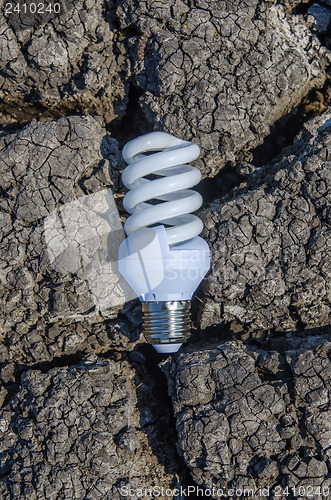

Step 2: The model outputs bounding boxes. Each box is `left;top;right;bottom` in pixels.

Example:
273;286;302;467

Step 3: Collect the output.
0;355;182;499
116;0;330;176
199;110;331;334
0;116;141;366
1;1;331;494
161;336;331;494
0;0;127;124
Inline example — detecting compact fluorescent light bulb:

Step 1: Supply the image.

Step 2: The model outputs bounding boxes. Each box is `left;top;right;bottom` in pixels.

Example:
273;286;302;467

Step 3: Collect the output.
118;131;210;353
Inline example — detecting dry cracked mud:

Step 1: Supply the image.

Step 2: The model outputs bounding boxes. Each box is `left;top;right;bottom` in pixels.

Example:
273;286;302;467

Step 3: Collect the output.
115;0;330;176
0;354;184;499
161;334;331;499
199;110;331;335
0;0;331;498
0;0;127;125
0;115;142;367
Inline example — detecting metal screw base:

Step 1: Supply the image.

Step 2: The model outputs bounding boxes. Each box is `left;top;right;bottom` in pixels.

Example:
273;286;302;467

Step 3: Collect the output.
142;301;191;346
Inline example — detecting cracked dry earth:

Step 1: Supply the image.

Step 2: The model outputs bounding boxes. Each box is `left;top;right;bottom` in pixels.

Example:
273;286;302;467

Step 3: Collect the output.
0;354;184;499
161;335;331;497
199;111;331;335
0;0;331;499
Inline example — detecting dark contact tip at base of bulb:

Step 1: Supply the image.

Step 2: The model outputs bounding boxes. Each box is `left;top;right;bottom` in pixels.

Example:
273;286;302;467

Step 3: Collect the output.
141;300;191;347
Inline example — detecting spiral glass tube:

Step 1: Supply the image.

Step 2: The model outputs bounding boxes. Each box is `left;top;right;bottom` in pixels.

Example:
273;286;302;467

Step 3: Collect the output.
119;131;210;352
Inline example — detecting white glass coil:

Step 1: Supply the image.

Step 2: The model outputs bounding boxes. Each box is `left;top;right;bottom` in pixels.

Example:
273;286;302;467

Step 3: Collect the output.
122;131;203;246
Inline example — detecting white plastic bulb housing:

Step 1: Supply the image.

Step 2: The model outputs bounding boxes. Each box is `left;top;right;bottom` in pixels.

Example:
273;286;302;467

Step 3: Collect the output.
118;131;210;353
